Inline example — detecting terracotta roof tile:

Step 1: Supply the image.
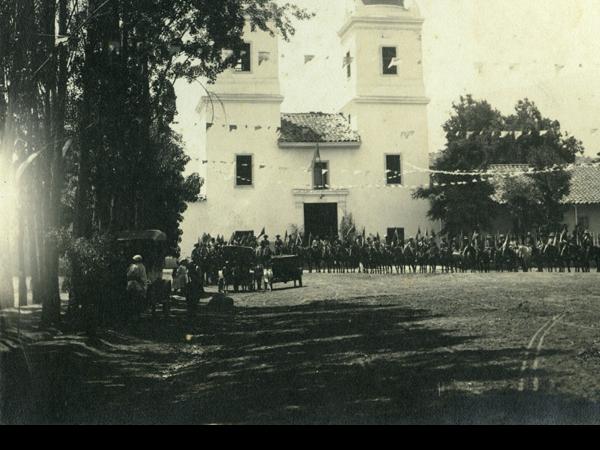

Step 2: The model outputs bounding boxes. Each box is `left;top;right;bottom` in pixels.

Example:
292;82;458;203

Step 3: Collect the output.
564;165;600;205
490;164;600;205
279;112;361;144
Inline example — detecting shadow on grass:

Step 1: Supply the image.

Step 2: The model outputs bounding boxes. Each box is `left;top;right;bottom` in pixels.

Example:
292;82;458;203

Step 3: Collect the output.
2;299;598;424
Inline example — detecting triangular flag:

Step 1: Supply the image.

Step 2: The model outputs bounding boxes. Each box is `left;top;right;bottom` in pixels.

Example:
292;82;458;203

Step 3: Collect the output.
343;54;353;68
539;130;549;136
388;57;402;69
221;49;234;61
304;55;315;64
514;131;523;139
258;51;270;65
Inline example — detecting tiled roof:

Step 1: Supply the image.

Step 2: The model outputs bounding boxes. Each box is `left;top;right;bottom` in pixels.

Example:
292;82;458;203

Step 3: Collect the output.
490;164;600;205
279;112;361;144
564;165;600;205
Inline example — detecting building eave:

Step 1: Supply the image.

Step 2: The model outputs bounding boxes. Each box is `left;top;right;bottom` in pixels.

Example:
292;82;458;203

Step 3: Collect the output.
339;15;424;38
278;141;361;149
197;93;284;113
351;95;430;105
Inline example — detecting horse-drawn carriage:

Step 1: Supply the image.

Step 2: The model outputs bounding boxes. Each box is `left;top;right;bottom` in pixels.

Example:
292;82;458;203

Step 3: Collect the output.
116;229;172;317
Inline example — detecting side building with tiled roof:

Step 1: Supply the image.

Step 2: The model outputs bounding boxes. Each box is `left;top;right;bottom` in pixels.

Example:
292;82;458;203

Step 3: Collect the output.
490;163;600;234
180;0;437;252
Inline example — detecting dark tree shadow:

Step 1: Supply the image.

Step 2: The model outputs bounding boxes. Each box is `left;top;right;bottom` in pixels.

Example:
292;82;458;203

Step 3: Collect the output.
2;299;597;424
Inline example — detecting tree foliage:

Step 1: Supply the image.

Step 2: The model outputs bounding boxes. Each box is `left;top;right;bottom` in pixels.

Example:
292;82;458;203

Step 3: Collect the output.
414;96;584;235
0;0;312;322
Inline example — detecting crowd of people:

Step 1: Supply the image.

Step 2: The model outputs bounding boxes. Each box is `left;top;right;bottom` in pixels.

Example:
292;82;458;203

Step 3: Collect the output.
189;227;600;281
121;226;599;321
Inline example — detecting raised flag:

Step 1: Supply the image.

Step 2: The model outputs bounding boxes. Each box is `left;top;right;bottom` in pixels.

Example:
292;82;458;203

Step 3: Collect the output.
307;143;322;172
345;224;356;240
304;55;315;64
258;227;266;239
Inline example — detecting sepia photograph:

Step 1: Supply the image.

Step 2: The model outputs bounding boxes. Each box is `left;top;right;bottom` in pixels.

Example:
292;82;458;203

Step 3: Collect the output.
1;0;600;425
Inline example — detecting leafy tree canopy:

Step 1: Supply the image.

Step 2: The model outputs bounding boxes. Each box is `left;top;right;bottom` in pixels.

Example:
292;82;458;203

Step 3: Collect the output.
415;96;584;235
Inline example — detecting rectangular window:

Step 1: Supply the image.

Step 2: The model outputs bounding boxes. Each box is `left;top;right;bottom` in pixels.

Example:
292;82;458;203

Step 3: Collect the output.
313;161;329;190
346;51;352;78
386;155;402;185
387;228;405;243
382;46;398;75
236;155;253;186
234;42;251;72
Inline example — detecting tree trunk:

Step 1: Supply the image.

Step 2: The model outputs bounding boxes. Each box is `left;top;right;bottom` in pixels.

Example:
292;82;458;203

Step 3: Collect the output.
17;203;27;307
28;203;42;305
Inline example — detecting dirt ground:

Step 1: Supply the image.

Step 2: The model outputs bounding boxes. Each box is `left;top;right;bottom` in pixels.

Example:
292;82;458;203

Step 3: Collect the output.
2;271;600;424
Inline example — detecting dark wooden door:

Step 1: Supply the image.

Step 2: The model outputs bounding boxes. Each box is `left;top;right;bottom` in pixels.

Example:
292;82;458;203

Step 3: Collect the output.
304;203;338;240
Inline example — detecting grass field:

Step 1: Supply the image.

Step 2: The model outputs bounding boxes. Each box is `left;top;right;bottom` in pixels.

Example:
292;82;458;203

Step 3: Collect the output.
2;271;600;424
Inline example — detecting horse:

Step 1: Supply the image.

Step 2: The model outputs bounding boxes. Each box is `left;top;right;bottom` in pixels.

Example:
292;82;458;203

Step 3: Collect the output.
559;241;577;272
594;245;600;273
479;246;494;273
543;243;559;272
439;245;454;273
515;245;533;272
403;244;417;274
426;244;440;273
578;240;594;273
461;244;479;272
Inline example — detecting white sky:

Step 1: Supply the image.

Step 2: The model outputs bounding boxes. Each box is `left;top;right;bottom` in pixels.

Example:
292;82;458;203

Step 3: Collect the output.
174;0;600;162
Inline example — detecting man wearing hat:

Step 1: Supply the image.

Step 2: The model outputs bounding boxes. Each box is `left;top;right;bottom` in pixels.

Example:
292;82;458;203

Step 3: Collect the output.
262;234;271;249
274;234;284;256
127;255;148;317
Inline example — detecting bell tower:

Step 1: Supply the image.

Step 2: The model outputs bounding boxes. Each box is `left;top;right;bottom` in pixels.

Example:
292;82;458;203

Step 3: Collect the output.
340;0;427;107
336;0;433;237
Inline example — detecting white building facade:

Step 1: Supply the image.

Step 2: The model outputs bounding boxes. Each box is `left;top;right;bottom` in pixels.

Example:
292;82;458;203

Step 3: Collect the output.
181;0;437;254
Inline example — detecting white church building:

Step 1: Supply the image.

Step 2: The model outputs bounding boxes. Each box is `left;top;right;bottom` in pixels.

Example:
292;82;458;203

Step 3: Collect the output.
181;0;438;254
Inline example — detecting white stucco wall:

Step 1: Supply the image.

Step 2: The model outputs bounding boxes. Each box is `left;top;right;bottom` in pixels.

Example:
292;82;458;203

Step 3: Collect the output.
562;204;600;234
180;0;440;256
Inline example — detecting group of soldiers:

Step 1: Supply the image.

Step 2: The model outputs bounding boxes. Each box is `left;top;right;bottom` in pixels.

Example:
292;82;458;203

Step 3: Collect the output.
190;227;600;283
